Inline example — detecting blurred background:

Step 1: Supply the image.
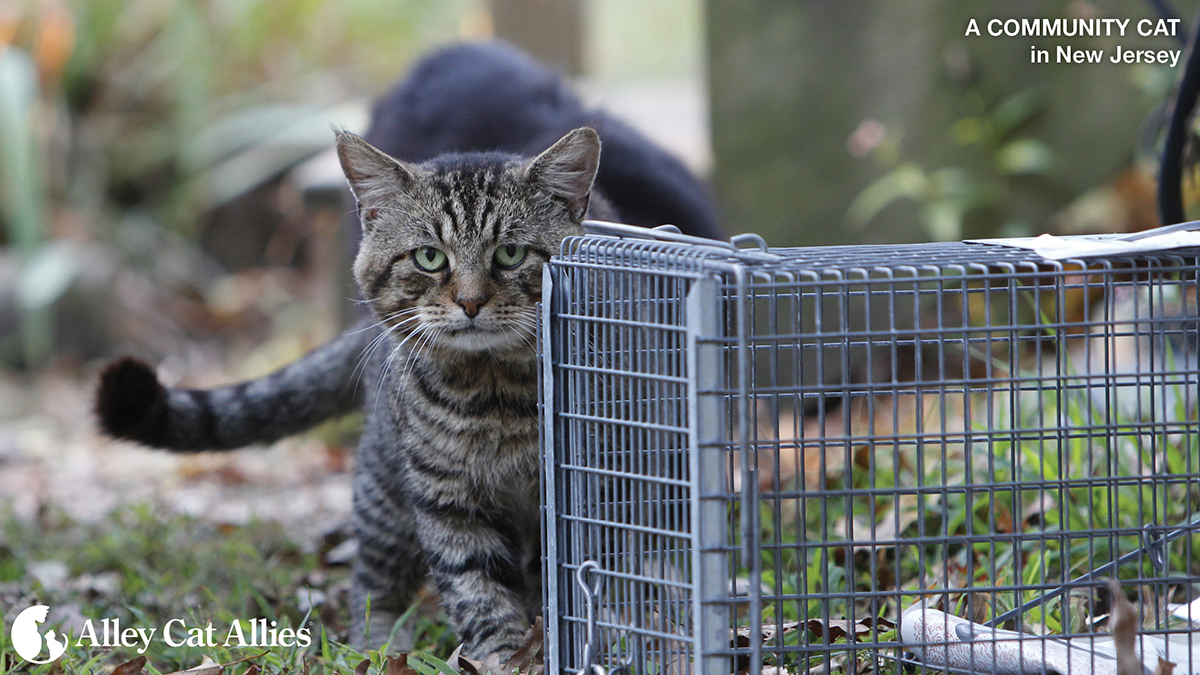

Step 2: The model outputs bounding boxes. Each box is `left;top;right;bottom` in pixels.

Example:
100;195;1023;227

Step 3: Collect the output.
0;0;1192;527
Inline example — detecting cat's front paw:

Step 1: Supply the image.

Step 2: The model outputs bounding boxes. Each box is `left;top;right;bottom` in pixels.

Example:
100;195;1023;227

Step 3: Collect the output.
452;617;544;675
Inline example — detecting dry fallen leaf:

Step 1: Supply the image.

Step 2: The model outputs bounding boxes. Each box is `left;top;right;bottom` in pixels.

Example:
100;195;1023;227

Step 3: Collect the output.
450;619;545;675
734;621;801;648
385;654;420;675
112;656;147;675
449;643;484;675
504;617;545;675
1110;580;1142;675
735;616;893;647
728;613;894;674
854;496;919;554
162;650;269;675
354;658;371;675
163;655;224;675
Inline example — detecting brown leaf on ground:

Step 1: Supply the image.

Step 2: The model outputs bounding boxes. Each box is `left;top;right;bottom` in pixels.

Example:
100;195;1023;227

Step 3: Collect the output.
241;665;261;675
734;621;802;648
448;643;483;675
1109;580;1143;675
479;654;506;675
450;643;509;675
504;617;545;675
163;655;224;675
735;616;894;646
354;658;372;675
112;656;147;675
452;622;544;675
853;496;919;553
385;654;420;675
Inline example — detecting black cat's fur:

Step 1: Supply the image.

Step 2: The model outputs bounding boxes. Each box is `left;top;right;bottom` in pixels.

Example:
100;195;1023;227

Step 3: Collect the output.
358;40;723;240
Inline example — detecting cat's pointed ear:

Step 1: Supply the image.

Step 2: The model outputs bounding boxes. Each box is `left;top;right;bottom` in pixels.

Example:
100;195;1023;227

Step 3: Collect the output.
335;130;416;230
526;127;601;221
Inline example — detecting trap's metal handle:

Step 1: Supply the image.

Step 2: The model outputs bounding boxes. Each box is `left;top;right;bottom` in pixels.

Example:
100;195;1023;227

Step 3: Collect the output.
582;220;781;262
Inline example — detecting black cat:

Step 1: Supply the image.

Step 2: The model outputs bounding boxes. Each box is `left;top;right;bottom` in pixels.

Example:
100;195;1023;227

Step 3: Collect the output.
358;40;723;240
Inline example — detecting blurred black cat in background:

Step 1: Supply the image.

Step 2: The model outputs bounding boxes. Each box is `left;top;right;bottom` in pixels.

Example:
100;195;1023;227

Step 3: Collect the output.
356;40;723;241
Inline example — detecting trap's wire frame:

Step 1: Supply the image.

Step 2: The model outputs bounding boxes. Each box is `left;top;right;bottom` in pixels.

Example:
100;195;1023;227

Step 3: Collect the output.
540;223;1200;675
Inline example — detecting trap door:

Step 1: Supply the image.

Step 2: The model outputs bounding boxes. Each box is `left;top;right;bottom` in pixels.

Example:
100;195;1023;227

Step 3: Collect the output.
542;250;739;675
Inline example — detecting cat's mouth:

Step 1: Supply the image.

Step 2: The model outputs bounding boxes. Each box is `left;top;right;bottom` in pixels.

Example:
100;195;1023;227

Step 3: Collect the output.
406;304;535;353
438;325;530;351
431;311;532;351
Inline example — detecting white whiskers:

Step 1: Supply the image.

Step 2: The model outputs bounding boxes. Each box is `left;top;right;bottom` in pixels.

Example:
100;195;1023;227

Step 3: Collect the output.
353;306;424;394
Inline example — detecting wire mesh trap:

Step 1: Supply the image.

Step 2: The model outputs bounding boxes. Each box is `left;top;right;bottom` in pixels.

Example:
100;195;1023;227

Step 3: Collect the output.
539;223;1200;675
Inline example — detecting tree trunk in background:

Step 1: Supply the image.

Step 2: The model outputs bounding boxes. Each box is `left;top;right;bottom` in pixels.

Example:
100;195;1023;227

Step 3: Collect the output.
707;0;1183;247
490;0;584;76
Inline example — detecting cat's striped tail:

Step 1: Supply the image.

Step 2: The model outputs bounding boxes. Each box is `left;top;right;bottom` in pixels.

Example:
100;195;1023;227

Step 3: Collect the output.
94;325;377;451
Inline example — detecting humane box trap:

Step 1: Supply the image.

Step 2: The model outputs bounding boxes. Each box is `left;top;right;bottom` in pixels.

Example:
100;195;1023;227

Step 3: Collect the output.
539;222;1200;675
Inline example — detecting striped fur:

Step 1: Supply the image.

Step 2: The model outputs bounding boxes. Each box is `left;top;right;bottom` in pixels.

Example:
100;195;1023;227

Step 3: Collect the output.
95;129;601;661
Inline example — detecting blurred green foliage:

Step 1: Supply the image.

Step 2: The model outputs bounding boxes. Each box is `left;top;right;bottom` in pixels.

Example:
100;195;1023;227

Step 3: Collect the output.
847;89;1053;241
0;0;481;366
12;0;480;233
0;45;53;366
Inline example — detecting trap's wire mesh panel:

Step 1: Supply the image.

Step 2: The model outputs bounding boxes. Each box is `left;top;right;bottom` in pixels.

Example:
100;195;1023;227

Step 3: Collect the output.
541;232;1200;675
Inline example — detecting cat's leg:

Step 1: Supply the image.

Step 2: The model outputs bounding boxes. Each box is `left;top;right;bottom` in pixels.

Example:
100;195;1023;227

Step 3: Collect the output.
349;427;427;651
413;503;531;661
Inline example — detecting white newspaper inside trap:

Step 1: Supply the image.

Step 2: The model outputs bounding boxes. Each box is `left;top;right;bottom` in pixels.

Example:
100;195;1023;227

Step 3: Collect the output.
900;604;1200;675
970;230;1200;260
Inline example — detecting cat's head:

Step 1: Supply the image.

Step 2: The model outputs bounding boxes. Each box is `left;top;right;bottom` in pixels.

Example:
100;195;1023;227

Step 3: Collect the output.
337;127;599;354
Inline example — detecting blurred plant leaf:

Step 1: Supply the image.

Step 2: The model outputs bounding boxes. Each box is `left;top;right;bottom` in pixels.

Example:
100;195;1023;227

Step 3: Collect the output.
0;47;44;251
191;103;365;205
987;90;1041;138
928;166;970;195
997;138;1054;175
951;117;984;146
920;200;964;242
17;242;78;310
847;163;927;228
0;46;54;367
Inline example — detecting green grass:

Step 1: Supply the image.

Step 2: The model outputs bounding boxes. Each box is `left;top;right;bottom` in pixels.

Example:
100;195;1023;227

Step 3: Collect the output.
0;504;463;674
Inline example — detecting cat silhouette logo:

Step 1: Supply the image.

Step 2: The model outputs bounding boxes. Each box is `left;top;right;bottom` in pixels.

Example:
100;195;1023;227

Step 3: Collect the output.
10;605;67;663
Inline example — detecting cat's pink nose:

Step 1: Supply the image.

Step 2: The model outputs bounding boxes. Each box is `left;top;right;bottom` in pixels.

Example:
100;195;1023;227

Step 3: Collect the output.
458;297;485;318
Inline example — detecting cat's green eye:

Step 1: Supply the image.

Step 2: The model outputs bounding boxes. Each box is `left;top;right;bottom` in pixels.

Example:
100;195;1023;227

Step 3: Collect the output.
493;244;527;269
413;247;448;272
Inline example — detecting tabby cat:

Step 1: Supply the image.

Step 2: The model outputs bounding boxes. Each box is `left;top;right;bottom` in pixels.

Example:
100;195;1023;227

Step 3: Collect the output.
96;126;603;660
